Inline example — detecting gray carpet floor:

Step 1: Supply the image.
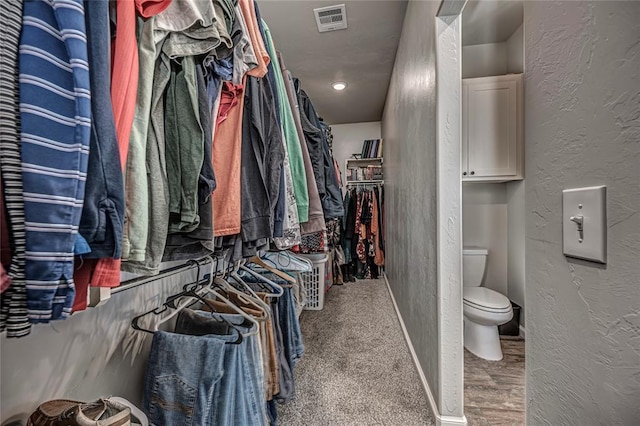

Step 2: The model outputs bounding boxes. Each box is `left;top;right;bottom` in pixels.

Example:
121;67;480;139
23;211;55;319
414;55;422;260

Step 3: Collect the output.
278;279;435;426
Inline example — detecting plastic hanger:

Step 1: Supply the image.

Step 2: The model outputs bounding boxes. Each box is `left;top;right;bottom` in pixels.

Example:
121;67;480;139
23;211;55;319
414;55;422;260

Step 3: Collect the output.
214;273;270;321
284;251;314;271
199;284;261;337
131;257;254;342
229;272;272;313
261;251;312;272
248;255;297;283
151;259;215;330
193;256;262;335
238;263;284;298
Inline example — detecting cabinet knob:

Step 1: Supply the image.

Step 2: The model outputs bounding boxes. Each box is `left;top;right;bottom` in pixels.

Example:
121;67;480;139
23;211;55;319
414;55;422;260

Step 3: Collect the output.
470;171;475;175
462;171;467;176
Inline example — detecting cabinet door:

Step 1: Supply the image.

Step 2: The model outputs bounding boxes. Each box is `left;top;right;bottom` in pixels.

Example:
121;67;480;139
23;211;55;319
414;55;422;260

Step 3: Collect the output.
464;78;519;178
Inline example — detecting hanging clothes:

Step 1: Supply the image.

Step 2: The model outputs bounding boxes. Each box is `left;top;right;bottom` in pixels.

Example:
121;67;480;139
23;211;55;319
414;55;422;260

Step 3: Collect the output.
0;0;30;337
2;0;347;332
79;0;125;259
139;260;306;426
212;81;247;237
239;75;284;249
373;187;385;267
121;14;156;264
162;64;217;261
262;29;302;250
261;20;309;224
278;53;326;236
341;186;385;280
254;7;286;241
296;83;344;219
1;177;13;294
19;0;92;322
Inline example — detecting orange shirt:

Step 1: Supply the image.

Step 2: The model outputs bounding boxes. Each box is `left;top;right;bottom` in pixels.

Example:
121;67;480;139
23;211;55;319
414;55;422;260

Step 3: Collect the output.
213;80;245;236
73;0;173;304
111;0;172;170
238;0;270;78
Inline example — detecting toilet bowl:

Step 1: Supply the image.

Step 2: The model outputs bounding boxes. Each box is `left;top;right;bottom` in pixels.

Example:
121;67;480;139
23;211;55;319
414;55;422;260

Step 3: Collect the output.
463;248;513;361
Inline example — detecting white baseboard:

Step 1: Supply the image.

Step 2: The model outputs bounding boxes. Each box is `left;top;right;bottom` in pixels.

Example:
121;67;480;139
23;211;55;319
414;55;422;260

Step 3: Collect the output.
519;324;526;339
439;415;469;426
383;273;467;426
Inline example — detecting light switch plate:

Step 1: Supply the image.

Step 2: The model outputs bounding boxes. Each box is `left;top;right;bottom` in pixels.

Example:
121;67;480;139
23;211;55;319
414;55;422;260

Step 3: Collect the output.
562;185;607;263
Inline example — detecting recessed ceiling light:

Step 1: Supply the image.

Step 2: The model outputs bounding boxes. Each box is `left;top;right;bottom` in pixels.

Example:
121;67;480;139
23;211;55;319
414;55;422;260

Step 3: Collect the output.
332;81;347;91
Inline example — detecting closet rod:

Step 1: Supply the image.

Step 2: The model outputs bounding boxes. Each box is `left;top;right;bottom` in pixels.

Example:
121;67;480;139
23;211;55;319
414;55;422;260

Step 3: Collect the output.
346;180;384;186
112;256;217;295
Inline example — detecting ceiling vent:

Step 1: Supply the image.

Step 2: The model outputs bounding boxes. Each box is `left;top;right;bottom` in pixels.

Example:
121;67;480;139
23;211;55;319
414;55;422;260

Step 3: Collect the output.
313;4;348;33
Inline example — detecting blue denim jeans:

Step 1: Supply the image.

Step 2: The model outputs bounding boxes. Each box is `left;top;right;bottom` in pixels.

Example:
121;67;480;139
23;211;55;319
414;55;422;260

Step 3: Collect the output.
207;312;266;426
161;309;267;426
280;288;305;368
142;330;226;425
236;275;305;369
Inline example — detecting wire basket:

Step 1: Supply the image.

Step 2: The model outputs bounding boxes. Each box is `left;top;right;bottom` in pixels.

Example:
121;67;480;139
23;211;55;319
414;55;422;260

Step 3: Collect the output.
298;253;329;310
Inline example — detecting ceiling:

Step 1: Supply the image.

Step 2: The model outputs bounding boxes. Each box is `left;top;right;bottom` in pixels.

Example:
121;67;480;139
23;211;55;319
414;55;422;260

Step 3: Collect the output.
462;0;523;46
259;0;408;125
258;1;523;124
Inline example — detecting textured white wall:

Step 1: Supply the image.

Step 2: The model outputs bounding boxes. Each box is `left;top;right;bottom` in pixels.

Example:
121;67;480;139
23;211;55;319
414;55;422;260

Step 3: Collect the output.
330;121;381;187
0;267;200;423
524;1;640;423
506;24;524;74
435;13;464;419
383;1;464;419
382;0;441;411
462;42;507;78
506;180;525;325
462;183;509;296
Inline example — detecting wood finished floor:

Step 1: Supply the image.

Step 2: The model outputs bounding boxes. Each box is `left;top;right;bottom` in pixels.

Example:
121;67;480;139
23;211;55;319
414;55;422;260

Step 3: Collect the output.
465;338;525;426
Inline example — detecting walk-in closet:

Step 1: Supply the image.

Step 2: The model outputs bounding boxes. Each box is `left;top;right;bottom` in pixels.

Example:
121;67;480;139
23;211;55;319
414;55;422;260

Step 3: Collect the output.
3;0;639;425
1;0;392;423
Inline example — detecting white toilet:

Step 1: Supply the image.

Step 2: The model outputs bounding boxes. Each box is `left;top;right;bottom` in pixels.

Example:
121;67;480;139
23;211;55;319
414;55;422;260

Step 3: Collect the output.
463;247;513;361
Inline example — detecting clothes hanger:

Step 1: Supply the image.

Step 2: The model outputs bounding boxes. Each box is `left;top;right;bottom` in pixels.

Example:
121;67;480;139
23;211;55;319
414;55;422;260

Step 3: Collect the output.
187;258;268;326
131;257;252;342
248;255;297;283
201;284;262;335
130;260;210;332
153;259;216;328
194;256;262;333
261;251;312;272
228;272;273;314
284;251;314;271
217;264;271;319
237;262;284;298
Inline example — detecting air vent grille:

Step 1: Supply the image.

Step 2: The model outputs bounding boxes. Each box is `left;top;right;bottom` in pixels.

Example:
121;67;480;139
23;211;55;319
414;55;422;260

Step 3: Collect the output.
314;4;348;33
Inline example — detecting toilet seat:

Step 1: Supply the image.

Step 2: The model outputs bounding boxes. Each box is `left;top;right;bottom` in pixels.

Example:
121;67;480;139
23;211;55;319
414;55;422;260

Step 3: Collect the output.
463;287;511;313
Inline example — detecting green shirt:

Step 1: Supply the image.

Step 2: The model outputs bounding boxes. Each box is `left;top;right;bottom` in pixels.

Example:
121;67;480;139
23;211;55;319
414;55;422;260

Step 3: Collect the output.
262;20;309;222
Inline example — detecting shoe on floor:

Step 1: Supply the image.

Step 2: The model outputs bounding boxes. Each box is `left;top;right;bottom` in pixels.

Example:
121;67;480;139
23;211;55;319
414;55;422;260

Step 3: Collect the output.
28;398;131;426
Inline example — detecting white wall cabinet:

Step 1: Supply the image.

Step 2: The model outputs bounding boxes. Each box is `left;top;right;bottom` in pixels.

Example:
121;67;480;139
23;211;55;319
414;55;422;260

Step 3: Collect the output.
462;74;523;182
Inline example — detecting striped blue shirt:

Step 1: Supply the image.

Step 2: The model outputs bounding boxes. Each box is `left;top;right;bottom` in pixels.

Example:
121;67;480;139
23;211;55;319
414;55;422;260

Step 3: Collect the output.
19;0;91;322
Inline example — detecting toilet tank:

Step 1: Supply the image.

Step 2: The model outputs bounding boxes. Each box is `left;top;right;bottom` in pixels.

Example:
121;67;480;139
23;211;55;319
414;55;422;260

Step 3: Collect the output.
463;247;488;287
